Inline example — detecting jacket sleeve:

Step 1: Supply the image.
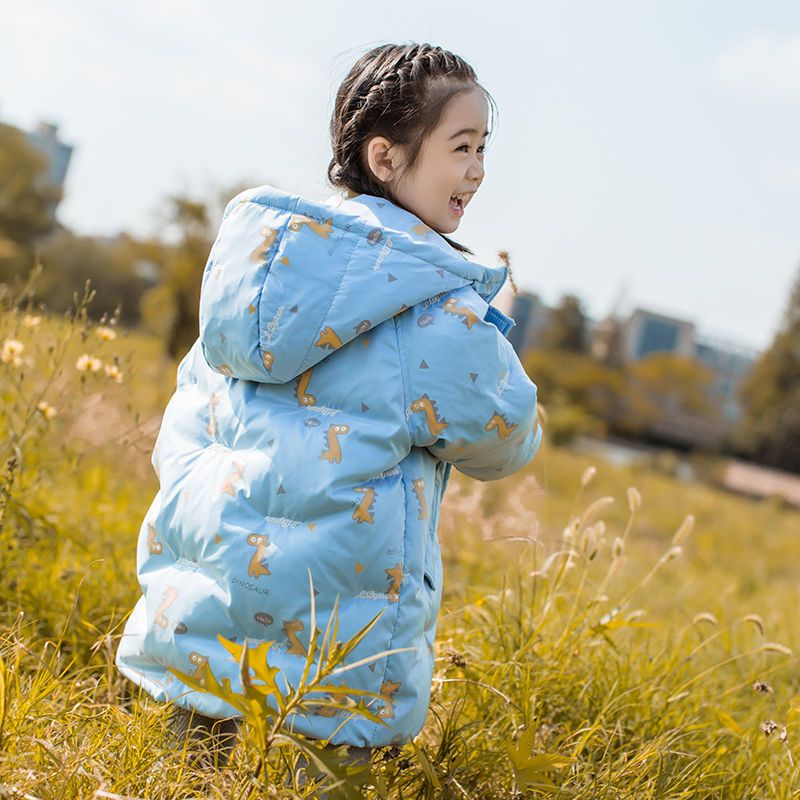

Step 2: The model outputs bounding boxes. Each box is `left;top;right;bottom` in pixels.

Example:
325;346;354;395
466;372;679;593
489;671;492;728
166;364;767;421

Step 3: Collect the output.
399;286;543;481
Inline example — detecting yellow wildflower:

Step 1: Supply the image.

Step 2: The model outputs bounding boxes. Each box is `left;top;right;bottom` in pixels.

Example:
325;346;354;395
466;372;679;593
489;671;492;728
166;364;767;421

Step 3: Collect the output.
23;314;42;328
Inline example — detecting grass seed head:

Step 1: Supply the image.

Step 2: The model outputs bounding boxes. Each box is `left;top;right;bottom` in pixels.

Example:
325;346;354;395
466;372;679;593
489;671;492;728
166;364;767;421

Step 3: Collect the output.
627;486;642;513
672;513;695;545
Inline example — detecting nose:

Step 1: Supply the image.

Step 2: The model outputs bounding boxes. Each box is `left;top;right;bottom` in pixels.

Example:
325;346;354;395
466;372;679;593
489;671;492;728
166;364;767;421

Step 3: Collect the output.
467;154;484;186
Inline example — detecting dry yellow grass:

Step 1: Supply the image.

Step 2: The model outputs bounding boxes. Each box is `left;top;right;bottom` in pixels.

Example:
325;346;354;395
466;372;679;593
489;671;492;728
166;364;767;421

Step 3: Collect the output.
1;276;798;798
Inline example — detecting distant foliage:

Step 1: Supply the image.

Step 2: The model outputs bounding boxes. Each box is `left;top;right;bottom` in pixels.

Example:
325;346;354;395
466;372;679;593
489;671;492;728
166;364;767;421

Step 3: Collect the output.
539;293;589;353
731;265;800;472
0;123;61;280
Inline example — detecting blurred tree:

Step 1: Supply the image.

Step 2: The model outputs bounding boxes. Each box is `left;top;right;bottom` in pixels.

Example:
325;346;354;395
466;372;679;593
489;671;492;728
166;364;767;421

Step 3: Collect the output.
540;293;588;352
589;314;626;367
730;265;800;472
620;352;717;436
151;196;212;361
139;182;261;360
37;231;154;326
524;349;623;429
0;122;62;280
526;348;719;444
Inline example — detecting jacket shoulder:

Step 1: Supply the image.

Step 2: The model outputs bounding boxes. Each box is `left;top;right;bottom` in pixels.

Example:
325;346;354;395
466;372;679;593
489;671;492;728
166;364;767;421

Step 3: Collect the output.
399;284;514;341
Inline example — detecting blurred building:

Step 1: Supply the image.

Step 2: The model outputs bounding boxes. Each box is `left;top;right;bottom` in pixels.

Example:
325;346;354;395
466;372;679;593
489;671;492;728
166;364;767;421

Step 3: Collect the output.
505;290;553;355
26;121;73;222
0;114;73;221
504;292;760;449
25;121;73;196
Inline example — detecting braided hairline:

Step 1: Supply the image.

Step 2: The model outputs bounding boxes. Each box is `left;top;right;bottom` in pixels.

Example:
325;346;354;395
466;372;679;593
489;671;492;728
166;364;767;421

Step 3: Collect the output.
346;45;472;137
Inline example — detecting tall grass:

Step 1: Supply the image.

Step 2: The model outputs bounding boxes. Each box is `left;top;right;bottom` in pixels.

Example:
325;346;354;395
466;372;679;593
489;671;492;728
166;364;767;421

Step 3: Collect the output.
1;267;798;798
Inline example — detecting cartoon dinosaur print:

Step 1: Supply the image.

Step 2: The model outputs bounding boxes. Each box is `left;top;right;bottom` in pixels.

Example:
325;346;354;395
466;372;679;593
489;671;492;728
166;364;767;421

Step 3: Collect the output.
294;367;316;407
484;411;518;440
147;522;163;555
153;585;178;629
288;214;334;238
385;563;404;603
262;350;274;372
409;394;449;438
310;684;350;717
410;222;432;237
221;460;246;496
189;651;209;681
352;486;376;524
206;391;219;438
315;326;343;350
411;478;428;520
442;297;479;329
246;533;271;579
283;619;307;657
250;226;279;264
377;679;402;719
320;423;350;463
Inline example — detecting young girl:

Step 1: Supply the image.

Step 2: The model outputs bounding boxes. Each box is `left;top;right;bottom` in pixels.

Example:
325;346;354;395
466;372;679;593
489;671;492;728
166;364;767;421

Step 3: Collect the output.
115;41;543;775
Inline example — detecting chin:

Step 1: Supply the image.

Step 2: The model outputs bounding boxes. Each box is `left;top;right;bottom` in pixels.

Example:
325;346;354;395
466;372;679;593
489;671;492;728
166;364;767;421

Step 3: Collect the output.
437;220;460;235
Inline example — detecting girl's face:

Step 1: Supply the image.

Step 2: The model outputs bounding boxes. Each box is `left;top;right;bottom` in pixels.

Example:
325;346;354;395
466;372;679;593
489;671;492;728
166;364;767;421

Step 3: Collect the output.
366;86;488;235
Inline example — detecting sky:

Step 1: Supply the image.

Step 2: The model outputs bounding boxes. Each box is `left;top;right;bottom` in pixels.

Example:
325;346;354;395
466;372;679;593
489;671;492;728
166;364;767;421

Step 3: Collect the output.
1;1;798;353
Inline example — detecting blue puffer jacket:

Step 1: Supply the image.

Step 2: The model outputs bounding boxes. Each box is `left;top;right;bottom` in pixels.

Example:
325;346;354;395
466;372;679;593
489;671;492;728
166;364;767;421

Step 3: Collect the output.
115;183;543;748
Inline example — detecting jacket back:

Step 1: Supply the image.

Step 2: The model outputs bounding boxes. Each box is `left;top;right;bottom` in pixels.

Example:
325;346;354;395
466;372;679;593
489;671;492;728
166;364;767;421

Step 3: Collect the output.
115;183;543;747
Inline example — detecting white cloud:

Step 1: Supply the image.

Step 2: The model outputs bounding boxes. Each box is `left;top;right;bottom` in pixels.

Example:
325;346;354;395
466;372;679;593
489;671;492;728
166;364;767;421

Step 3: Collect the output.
712;31;800;104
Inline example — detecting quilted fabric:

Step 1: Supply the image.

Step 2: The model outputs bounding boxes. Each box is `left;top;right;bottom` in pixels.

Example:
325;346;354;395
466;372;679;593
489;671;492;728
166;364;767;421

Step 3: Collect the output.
115;183;543;747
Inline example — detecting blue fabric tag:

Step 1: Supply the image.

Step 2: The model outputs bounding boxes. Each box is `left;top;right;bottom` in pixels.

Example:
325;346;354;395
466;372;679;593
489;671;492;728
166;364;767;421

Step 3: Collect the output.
484;304;516;337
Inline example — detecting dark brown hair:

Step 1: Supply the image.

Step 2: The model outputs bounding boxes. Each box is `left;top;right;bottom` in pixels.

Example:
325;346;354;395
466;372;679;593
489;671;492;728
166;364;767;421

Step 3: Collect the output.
327;42;498;256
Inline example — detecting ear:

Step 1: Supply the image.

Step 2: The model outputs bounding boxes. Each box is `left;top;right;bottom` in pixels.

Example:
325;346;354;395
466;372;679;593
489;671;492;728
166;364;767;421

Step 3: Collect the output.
366;136;404;183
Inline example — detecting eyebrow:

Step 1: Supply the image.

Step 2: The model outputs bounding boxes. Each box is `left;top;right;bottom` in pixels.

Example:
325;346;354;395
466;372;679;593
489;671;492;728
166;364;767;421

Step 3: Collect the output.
448;127;490;140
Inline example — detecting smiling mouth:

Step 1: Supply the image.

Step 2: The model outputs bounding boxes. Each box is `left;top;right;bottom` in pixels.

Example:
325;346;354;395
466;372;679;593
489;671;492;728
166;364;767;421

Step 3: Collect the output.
449;194;470;217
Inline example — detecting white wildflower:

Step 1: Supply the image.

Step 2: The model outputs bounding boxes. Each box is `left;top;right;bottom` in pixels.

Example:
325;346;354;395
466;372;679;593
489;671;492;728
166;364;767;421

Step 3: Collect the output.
104;363;124;383
1;338;24;363
76;353;103;372
36;401;57;420
95;325;117;341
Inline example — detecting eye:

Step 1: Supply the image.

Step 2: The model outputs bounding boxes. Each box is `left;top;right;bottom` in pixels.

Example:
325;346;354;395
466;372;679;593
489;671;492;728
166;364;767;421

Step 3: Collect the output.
456;144;486;154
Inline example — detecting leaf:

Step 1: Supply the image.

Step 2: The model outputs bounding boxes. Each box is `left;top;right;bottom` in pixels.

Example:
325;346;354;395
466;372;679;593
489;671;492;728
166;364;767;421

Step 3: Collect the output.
715;708;744;736
506;726;574;792
788;695;800;720
0;654;5;744
216;634;284;708
410;739;441;789
275;730;373;800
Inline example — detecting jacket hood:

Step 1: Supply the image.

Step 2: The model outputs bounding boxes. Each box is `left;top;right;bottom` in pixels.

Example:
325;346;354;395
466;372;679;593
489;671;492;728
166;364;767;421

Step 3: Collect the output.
198;183;510;384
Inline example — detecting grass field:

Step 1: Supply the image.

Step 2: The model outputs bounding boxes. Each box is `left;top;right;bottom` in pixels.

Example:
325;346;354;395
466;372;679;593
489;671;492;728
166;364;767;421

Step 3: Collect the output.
1;288;799;799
